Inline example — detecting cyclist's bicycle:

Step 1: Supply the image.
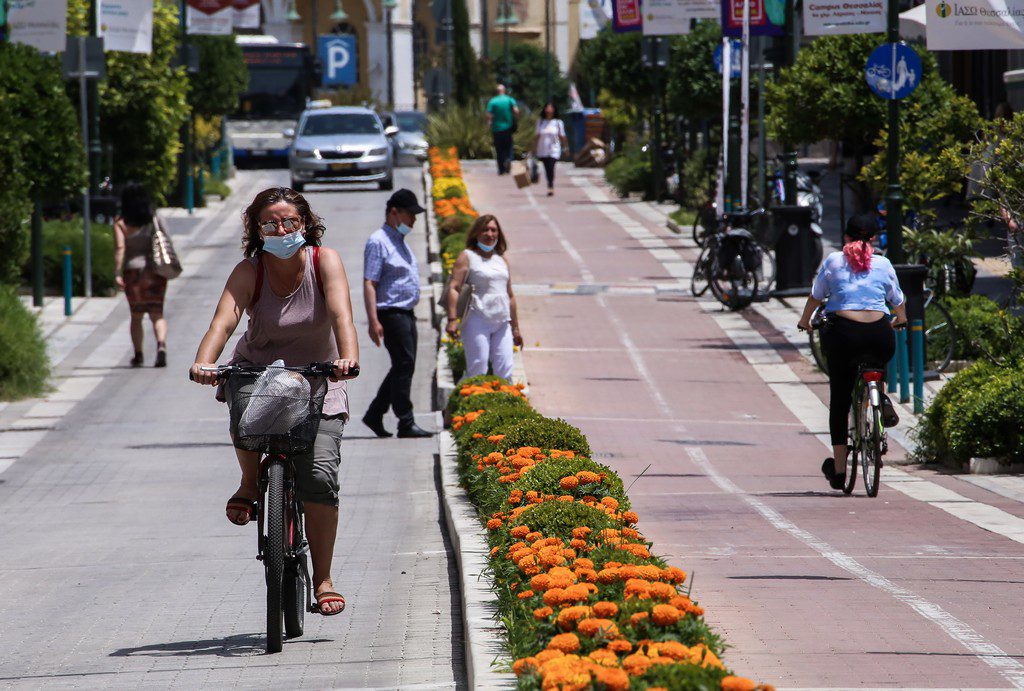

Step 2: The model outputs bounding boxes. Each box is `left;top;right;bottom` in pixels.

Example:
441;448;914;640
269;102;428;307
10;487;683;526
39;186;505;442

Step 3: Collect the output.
691;209;771;310
191;361;358;653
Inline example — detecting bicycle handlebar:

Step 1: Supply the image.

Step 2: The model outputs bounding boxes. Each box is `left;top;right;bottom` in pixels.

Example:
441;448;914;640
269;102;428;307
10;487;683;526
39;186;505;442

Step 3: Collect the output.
188;362;359;382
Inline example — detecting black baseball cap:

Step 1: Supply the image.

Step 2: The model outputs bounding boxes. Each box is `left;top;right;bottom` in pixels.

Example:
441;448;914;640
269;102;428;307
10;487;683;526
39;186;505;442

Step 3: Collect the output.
386;188;425;215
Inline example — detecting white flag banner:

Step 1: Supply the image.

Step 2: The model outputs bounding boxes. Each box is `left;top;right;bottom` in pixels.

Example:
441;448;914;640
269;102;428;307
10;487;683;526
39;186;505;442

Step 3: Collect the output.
580;0;612;40
926;0;1024;49
100;0;154;54
188;0;233;35
803;0;886;35
644;0;692;33
233;0;261;28
7;0;67;53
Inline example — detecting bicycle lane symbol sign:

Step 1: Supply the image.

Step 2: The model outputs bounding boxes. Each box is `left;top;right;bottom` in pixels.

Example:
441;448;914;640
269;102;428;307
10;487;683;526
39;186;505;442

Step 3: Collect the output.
865;42;921;100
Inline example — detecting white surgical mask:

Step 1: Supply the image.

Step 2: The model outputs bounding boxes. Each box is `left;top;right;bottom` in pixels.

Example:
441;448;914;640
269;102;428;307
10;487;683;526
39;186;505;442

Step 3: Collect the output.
477;240;497;252
262;229;305;259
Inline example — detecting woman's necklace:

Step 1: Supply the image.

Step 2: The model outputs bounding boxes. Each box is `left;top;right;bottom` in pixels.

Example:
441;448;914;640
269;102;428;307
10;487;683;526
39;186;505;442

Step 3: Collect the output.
266;252;305;296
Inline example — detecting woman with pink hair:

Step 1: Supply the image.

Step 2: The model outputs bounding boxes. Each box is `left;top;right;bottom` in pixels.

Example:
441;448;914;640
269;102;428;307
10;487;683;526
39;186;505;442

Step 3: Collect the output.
798;215;907;490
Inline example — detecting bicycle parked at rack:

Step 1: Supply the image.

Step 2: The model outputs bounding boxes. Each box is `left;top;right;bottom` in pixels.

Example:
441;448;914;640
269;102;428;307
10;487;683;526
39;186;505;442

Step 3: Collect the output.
190;361;358;654
691;209;774;310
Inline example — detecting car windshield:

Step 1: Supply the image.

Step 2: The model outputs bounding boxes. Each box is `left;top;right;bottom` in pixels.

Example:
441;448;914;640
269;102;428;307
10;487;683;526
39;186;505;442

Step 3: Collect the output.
301;114;381;136
396;112;428;132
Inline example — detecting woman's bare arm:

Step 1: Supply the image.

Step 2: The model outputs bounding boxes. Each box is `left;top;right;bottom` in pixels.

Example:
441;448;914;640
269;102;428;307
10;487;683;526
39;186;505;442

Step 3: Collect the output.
190;260;254;384
319;247;360;375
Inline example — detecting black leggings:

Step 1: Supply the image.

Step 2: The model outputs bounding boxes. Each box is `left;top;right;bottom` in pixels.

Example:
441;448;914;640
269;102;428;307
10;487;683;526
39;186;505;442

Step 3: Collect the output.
540;156;557;188
820;315;895;446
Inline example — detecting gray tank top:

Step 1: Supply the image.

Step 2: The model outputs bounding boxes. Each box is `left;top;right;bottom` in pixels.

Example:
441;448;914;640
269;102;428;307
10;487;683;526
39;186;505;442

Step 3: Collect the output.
123;221;154;271
229;247;348;417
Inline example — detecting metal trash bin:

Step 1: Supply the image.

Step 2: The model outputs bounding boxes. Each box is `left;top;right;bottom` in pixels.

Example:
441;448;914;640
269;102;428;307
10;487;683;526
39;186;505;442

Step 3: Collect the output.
770;205;822;291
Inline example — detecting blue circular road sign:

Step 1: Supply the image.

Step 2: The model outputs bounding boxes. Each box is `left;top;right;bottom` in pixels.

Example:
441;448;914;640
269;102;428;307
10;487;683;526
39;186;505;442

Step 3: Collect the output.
865;42;921;100
713;40;743;78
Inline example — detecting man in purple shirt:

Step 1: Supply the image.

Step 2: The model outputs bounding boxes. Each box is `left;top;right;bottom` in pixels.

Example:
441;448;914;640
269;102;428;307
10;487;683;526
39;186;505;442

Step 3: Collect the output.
362;189;432;438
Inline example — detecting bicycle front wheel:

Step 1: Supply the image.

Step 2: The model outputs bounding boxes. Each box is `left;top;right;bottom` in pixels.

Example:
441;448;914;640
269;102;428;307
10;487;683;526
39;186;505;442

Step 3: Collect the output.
691;246;711;297
844;407;858;495
265;460;286;653
283;500;306;639
861;402;883;497
808;305;829;375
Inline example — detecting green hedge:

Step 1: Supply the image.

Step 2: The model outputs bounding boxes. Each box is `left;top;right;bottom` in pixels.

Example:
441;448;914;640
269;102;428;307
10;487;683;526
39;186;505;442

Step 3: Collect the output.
0;286;50;400
20;218;116;297
939;295;1023;361
605;143;652;199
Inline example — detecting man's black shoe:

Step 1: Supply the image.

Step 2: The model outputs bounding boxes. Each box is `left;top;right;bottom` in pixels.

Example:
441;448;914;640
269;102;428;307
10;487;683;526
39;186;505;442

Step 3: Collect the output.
362;414;392;438
397;423;432;438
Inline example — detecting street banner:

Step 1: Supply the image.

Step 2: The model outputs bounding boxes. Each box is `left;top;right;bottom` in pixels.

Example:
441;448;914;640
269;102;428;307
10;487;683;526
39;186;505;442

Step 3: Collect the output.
319;34;358;86
100;0;154;54
7;0;67;53
187;0;233;35
233;0;261;29
644;0;691;33
804;0;885;35
925;0;1024;49
721;0;785;36
612;0;644;32
580;0;613;39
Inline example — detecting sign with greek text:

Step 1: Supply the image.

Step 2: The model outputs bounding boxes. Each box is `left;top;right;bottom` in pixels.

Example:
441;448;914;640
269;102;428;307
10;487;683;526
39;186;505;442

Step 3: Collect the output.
188;0;233;35
926;0;1024;49
803;0;886;35
613;0;644;32
233;0;261;29
644;0;703;34
100;0;154;54
7;0;67;53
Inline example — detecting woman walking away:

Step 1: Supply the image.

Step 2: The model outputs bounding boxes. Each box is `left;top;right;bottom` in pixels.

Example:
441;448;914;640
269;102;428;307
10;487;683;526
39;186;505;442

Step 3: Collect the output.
534;102;568;197
190;187;360;616
797;215;907;491
445;214;523;380
113;182;169;367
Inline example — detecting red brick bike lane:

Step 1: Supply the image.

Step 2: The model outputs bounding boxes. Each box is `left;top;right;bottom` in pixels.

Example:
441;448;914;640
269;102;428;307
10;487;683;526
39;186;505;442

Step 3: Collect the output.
463;161;1024;688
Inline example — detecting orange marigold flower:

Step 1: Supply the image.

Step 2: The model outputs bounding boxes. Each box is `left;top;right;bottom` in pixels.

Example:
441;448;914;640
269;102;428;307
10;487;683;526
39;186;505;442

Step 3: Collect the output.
629;612;649;626
517;589;536;599
573;558;594;570
530;574;552;591
592;601;619;618
571;526;592;539
621;527;640;539
621;510;639;524
624;579;651;598
596;568;620;584
490;546;500;557
608;639;633;653
486;519;502;530
569;539;587;550
653;640;690;660
618;543;651;558
559;476;580;490
543;588;566;607
576;471;602;485
651;604;681;626
662;566;687;584
563;583;591;602
593;667;630;690
509;525;530;538
577;617;619;638
512;656;539;675
721;677;760;691
525;531;543;542
557;495;575;503
601;497;619;510
621;652;652;676
649;582;677;601
533;606;553;620
547;633;580;653
576;568;598;583
534;648;565;664
588;649;619;667
556;605;593;630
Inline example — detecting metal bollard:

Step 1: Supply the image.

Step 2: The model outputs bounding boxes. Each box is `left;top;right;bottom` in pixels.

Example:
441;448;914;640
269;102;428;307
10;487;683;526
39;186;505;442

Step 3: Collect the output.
210;149;221;180
896;327;910;404
910;319;925;414
887;352;898;394
62;246;73;316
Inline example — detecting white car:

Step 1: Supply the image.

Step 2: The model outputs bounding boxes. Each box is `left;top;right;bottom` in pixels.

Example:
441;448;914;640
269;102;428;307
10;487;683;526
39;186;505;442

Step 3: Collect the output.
287;106;397;192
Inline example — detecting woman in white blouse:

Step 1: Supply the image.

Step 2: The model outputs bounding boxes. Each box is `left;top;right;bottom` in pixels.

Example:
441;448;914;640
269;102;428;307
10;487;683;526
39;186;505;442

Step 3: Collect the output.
445;215;523;380
534;102;568;197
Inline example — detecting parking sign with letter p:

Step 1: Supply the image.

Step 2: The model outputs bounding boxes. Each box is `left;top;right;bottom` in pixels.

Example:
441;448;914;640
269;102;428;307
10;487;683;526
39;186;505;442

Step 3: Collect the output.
318;35;357;86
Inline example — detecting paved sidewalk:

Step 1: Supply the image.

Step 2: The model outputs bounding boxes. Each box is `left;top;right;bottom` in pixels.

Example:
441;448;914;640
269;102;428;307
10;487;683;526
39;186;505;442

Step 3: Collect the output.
0;169;464;688
463;159;1024;688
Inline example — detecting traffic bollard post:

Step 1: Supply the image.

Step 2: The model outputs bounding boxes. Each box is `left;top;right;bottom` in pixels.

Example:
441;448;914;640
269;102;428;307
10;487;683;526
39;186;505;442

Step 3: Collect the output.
896;327;910;404
910;319;925;414
887;352;897;394
62;246;73;316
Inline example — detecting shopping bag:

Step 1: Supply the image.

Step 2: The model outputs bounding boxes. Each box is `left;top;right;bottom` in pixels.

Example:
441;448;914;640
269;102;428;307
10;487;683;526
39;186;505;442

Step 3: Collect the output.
512;160;531;189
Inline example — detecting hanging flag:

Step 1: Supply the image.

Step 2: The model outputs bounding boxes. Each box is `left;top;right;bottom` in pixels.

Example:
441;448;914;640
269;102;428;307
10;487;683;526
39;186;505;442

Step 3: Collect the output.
925;0;1024;49
188;0;234;35
612;0;644;32
803;0;885;35
720;0;784;36
7;0;67;53
233;0;261;29
580;0;613;39
100;0;154;54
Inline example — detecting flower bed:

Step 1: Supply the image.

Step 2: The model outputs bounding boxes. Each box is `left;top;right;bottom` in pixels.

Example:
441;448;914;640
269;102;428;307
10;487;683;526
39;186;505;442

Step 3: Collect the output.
447;375;772;691
429;146;478;281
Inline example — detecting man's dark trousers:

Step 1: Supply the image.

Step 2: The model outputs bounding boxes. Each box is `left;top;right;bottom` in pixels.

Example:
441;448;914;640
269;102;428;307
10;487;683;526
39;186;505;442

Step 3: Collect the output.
493;128;514;174
366;308;417;429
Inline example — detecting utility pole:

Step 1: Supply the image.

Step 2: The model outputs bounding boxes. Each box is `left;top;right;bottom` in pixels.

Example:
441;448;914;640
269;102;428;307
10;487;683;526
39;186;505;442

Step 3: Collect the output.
385;0;396;107
178;0;193;213
885;0;905;263
544;0;551;103
87;0;101;197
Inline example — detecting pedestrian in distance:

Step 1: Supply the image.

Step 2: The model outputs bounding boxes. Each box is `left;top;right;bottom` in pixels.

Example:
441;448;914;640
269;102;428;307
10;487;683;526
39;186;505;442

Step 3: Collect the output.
486;84;519;176
797;214;907;491
361;189;432;439
534;102;568;197
190;186;360;616
113;181;170;368
445;214;522;380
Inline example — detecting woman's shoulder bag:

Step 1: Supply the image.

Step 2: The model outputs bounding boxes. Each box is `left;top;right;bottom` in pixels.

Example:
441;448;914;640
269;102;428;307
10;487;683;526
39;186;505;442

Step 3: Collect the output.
150;216;183;280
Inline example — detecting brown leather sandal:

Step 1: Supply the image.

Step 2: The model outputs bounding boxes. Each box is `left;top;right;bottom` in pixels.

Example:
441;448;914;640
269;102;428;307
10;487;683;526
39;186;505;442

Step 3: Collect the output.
316;591;346;616
225;495;256;526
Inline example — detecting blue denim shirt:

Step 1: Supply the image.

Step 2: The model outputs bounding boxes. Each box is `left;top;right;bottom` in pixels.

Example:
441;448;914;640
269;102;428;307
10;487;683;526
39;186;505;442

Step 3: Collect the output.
811;251;905;312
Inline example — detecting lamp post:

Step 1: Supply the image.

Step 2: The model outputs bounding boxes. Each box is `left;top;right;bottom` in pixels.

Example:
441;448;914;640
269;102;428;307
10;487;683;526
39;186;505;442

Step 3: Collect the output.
544;0;551;104
330;0;348;21
384;0;397;107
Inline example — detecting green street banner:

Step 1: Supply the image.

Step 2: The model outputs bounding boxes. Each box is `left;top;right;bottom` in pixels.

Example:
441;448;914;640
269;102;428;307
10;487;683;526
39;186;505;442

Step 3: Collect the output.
926;0;1024;48
803;0;886;35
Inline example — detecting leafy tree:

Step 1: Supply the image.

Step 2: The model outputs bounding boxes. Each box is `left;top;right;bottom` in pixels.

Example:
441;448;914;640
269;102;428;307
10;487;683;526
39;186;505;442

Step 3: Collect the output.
497;42;571;113
665;20;722;124
452;0;481;106
189;35;248;119
68;0;189;201
575;29;651;107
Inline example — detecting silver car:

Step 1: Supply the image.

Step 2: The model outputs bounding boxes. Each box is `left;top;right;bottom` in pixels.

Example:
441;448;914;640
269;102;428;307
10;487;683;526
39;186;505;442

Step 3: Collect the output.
382;110;429;166
287;106;396;192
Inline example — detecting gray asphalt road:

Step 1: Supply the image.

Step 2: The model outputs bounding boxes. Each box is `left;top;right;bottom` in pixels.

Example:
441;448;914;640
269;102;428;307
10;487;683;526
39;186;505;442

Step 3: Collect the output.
0;169;465;689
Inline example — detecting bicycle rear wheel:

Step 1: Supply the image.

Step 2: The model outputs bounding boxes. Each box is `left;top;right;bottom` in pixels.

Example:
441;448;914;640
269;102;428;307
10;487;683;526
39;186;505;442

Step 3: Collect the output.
265;460;286;653
861;401;883;497
844;406;858;495
690;246;711;297
709;256;758;310
808;305;829;375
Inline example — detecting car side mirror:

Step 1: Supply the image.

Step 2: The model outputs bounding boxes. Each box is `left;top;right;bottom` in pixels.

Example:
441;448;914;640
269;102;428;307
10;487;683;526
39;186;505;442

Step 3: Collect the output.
384;126;399;137
283;128;295;139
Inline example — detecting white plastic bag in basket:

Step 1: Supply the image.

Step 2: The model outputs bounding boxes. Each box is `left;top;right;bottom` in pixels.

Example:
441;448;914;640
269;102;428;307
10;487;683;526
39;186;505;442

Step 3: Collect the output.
237;360;311;438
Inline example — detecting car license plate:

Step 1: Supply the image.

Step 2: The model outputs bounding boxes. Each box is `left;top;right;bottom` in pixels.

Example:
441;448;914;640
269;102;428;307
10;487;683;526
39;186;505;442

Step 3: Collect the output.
331;162;355;172
251;149;267;156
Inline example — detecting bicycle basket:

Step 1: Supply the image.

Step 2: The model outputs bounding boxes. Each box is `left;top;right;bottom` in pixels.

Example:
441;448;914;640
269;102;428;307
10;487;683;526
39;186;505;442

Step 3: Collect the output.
224;368;329;454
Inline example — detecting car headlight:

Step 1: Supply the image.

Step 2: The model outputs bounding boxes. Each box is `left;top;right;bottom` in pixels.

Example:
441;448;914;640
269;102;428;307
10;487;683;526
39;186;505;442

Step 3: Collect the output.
295;148;320;159
368;147;388;156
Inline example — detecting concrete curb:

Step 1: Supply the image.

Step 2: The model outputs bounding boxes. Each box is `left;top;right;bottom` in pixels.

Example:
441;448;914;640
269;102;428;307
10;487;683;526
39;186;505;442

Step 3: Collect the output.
423;160;516;689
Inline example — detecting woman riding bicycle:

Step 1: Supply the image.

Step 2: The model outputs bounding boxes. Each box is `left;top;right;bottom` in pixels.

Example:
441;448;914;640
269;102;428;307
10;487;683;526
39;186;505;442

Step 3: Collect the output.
190;187;359;616
798;214;907;490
